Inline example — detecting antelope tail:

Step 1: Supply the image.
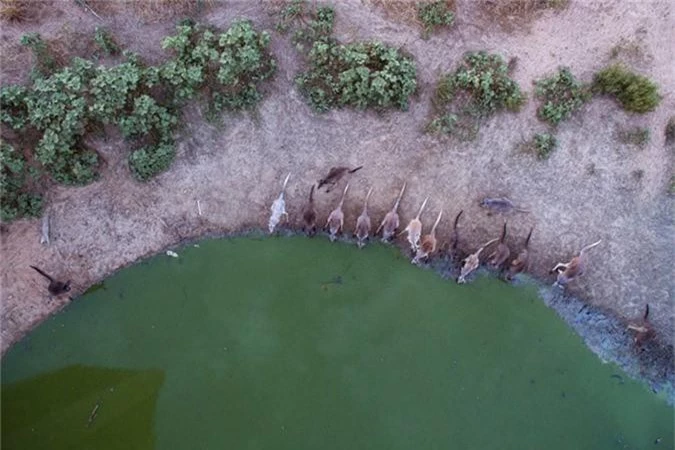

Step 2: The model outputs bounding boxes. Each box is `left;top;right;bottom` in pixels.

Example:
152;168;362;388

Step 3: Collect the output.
415;197;429;220
580;239;602;255
524;227;533;247
308;184;315;203
280;172;291;194
338;183;350;208
431;210;443;234
643;304;650;321
393;182;406;212
476;238;499;257
500;222;507;243
363;187;373;212
453;210;463;229
30;265;54;282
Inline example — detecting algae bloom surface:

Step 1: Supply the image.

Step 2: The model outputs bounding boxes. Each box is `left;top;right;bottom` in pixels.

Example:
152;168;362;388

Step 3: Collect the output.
2;237;672;449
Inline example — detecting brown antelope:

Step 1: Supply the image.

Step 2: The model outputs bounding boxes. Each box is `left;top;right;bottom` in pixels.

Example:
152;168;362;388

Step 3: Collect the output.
354;187;373;248
446;210;464;262
268;172;291;234
412;210;443;264
627;304;655;347
506;227;533;281
487;222;510;270
458;238;498;284
401;197;429;252
325;183;350;241
302;184;317;237
550;240;602;287
377;182;406;242
317;166;362;192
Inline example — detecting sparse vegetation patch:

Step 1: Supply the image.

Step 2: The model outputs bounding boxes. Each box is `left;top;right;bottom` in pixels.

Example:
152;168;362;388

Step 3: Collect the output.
0;142;43;221
417;0;455;37
535;67;590;125
521;132;557;160
429;51;524;139
276;1;417;112
593;64;660;113
616;126;650;148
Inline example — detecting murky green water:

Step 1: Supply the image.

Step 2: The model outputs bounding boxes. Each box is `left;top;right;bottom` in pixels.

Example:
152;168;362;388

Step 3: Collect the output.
2;237;672;449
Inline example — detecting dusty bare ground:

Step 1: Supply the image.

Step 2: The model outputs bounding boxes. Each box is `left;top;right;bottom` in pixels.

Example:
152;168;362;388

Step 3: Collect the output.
1;0;673;378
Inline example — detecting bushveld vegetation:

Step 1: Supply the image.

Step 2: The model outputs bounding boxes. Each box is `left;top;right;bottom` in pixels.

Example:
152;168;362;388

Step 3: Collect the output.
417;0;455;37
534;67;590;125
593;64;660;113
0;20;276;219
276;0;417;112
525;132;557;159
428;51;525;139
0;141;43;221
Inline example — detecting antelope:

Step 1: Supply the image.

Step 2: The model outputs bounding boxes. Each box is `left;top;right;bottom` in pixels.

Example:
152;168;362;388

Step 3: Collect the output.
325;183;350;241
377;182;406;242
458;238;498;284
401;197;429;252
354;187;373;248
317;166;362;192
487;222;510;270
550;240;602;287
627;304;655;347
302;184;318;237
30;265;71;296
506;227;533;281
268;172;291;234
412;210;443;264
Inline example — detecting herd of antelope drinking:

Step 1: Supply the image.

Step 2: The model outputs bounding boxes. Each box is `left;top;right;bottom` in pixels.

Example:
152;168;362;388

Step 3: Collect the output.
267;167;602;288
266;167;656;346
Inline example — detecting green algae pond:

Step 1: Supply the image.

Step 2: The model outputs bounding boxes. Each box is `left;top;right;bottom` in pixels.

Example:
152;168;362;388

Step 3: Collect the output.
2;237;672;449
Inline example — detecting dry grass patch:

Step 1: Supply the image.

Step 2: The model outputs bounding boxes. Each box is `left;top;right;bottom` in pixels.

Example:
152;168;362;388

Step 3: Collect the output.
0;0;28;22
84;0;213;22
369;0;423;27
479;0;568;31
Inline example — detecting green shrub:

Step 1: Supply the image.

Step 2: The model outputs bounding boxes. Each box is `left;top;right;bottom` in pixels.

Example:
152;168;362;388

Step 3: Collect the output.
159;20;276;109
0;20;277;219
94;27;120;56
297;40;417;112
529;133;557;159
593;64;660;113
617;126;650;148
535;67;590;125
429;51;524;137
20;32;59;77
275;1;335;49
129;142;176;181
417;0;455;37
0;142;43;221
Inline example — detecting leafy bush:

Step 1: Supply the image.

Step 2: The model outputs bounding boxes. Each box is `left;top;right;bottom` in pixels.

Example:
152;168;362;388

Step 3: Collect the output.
429;51;524;138
94;27;120;56
417;0;455;37
535;67;590;125
278;1;417;112
0;142;43;221
617;126;650;148
129;142;176;181
158;20;276;110
593;64;660;113
530;133;557;159
20;32;59;77
297;41;417;112
0;20;278;220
